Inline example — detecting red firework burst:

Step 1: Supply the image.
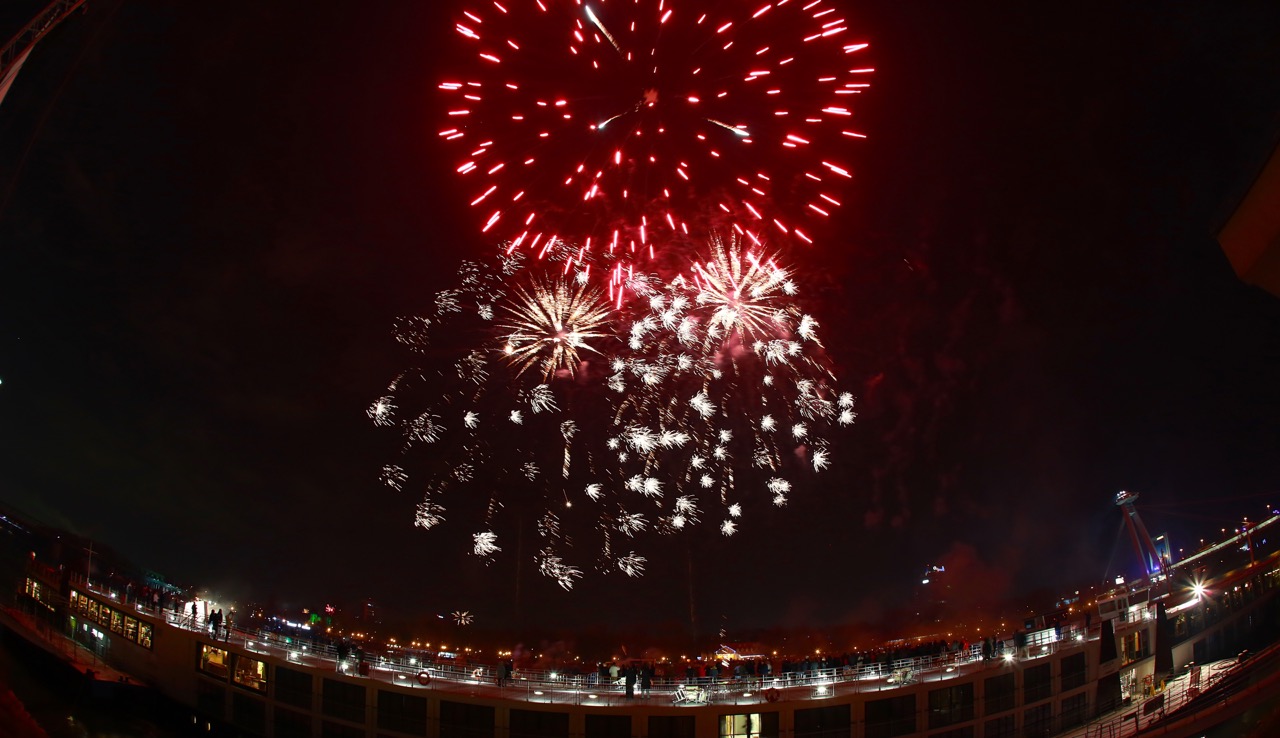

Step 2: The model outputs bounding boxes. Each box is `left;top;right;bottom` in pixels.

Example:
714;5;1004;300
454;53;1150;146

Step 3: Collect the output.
439;0;872;272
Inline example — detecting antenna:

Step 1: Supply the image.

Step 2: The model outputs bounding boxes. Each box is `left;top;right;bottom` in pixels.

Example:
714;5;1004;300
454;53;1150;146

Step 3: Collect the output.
1115;490;1166;584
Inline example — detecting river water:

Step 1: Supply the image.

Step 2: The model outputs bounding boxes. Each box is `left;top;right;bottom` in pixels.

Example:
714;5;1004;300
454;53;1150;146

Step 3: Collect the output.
0;630;190;738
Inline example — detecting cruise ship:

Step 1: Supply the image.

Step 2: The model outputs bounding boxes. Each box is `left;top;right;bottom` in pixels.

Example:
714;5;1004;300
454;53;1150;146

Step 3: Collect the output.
6;494;1280;738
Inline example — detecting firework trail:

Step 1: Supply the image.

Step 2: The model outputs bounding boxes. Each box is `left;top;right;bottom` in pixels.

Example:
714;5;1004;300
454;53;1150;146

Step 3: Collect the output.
440;0;873;277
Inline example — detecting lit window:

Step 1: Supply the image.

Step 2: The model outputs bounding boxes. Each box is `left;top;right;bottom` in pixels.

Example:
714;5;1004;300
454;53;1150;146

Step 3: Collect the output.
200;644;230;679
233;655;268;693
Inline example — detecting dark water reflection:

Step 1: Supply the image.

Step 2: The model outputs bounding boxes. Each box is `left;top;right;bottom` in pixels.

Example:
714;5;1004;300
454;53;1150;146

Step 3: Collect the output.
0;632;190;738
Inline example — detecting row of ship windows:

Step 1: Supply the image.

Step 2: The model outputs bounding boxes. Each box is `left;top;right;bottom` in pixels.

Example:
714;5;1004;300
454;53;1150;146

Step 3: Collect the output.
193;645;1090;738
194;688;1092;738
200;642;269;694
68;589;154;649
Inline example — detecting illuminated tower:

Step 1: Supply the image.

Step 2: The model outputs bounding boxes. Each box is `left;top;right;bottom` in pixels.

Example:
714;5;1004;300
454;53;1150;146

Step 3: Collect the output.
1115;490;1166;584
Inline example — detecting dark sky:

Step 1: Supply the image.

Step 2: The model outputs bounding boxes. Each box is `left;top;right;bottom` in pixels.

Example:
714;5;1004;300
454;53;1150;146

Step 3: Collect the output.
2;1;1279;646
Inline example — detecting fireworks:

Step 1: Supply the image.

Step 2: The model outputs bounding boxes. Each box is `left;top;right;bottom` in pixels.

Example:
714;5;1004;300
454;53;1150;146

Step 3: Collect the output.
441;0;872;269
602;235;846;535
500;278;614;379
375;236;854;585
381;0;875;588
453;610;475;626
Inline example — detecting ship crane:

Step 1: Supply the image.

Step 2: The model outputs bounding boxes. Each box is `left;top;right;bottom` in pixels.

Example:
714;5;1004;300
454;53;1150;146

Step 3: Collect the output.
1116;490;1168;586
0;0;88;108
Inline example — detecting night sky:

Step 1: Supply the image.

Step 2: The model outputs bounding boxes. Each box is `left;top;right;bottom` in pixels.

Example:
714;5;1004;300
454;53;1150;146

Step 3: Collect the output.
2;1;1279;646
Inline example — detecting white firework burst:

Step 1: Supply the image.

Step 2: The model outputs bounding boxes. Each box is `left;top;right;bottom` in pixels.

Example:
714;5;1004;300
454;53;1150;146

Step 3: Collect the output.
406;413;443;444
473;531;501;558
617;512;648;536
618;553;647;577
381;464;408;491
393;316;431;347
797;314;821;343
415;501;445;530
434;289;462;316
528;384;558;413
368;397;397;427
500;278;613;380
690;391;716;418
537;549;583;591
625;426;659;453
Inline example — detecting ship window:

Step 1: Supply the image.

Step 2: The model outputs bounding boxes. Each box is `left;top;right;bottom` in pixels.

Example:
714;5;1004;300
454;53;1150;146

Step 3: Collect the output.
648;715;695;738
795;705;850;738
440;700;495;738
196;680;225;718
928;683;974;729
274;708;312;738
1061;653;1086;691
1024;663;1051;703
200;643;230;679
233;654;268;693
585;714;631;738
866;694;916;738
88;600;100;621
1100;600;1116;614
276;667;313;710
983;714;1015;738
1023;704;1051;735
1121;631;1148;665
138;622;153;649
110;610;124;635
719;711;779;737
97;603;110;625
124;616;138;642
376;690;426;734
1061;692;1088;729
984;673;1015;714
321;678;367;724
511;708;570;737
321;721;365;738
231;692;266;734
